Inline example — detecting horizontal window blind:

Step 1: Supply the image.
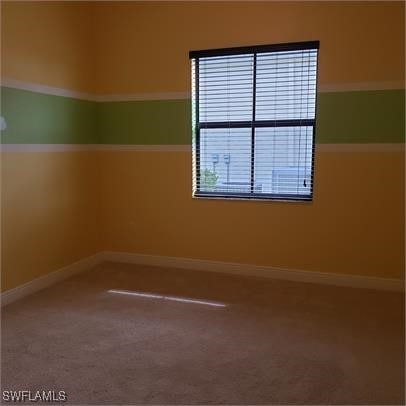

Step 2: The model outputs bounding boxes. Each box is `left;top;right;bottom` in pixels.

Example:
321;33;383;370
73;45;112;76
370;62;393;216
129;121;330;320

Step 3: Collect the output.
190;41;319;201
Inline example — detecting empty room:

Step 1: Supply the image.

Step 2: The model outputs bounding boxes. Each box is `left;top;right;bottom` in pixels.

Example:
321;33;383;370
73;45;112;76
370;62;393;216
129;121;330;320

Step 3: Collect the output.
0;1;404;405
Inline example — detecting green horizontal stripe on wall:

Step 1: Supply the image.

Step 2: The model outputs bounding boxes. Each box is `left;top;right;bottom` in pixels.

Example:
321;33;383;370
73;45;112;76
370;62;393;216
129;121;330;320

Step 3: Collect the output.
98;89;404;145
97;99;191;145
1;86;404;145
317;90;405;144
1;87;98;144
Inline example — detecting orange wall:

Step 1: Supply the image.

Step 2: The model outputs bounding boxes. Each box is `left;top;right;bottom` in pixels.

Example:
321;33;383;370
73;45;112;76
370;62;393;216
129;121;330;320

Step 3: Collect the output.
100;150;405;280
1;2;404;291
3;1;404;94
93;1;405;94
1;1;95;93
1;2;100;291
96;2;405;280
2;152;101;290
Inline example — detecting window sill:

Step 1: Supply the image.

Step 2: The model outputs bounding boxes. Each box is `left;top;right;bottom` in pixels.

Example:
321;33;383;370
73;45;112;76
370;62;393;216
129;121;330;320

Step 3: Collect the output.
193;192;313;203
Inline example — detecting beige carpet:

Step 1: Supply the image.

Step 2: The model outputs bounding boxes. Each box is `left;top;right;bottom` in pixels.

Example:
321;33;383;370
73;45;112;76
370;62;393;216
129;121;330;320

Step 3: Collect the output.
1;262;404;405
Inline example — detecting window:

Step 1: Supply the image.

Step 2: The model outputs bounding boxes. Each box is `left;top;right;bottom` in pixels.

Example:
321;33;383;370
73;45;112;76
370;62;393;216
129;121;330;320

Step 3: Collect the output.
189;41;319;201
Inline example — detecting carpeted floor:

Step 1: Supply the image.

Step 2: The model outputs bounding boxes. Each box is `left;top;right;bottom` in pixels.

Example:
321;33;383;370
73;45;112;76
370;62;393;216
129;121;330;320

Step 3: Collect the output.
1;262;405;405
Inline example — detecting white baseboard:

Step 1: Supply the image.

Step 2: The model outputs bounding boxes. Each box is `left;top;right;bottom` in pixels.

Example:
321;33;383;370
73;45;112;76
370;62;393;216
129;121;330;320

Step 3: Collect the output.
1;253;103;307
101;251;404;292
1;251;403;306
